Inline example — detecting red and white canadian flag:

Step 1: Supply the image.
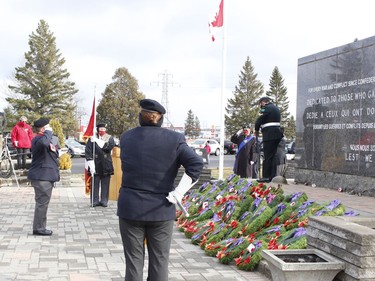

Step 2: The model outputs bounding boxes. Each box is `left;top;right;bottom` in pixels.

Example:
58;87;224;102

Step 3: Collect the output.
208;0;224;42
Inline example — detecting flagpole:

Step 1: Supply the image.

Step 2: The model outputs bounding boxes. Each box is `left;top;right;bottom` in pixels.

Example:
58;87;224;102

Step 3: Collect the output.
91;86;97;207
218;0;226;180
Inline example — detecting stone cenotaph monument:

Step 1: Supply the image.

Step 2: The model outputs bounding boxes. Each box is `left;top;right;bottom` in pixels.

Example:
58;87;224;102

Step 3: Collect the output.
295;35;375;196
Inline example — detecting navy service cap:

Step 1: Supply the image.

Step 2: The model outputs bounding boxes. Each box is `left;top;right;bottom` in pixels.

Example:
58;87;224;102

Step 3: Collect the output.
140;99;166;114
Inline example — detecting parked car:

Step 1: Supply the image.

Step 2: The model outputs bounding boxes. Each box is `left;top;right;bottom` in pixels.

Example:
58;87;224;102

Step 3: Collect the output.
65;139;85;158
285;141;295;154
189;138;221;156
285;140;295;160
215;139;237;155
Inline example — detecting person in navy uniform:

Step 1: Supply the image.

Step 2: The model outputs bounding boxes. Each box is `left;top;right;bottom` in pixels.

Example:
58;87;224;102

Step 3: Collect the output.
231;126;257;178
254;97;283;182
118;99;203;281
28;118;60;236
85;123;115;207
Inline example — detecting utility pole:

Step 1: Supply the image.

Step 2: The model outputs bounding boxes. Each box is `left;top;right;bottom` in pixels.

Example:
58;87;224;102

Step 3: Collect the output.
152;70;179;129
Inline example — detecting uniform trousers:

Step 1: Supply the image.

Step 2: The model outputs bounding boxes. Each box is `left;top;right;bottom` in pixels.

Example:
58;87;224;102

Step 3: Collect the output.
31;180;53;232
262;139;281;179
119;218;174;281
91;175;110;205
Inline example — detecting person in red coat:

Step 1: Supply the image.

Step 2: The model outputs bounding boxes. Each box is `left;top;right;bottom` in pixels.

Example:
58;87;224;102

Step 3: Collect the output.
11;116;34;170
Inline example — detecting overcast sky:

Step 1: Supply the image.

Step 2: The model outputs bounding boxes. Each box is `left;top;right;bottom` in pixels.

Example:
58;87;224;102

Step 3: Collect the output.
1;0;375;128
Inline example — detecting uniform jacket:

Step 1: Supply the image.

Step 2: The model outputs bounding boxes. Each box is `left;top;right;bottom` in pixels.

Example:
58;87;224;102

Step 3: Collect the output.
11;122;34;148
255;102;283;141
117;126;204;221
231;133;257;178
27;130;60;182
85;133;115;176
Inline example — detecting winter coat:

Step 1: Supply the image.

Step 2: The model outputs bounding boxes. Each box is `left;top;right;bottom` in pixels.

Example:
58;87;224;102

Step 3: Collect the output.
11;122;34;149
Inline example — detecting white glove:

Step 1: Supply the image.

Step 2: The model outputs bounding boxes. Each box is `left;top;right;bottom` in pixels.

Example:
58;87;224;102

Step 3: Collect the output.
250;161;254;165
166;173;197;204
95;138;105;149
87;160;95;174
91;136;97;143
44;125;53;133
236;129;243;136
14;141;18;147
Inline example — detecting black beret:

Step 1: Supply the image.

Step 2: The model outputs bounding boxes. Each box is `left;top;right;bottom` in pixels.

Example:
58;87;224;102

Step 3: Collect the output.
34;118;49;128
259;96;271;103
140;99;166;114
96;123;107;128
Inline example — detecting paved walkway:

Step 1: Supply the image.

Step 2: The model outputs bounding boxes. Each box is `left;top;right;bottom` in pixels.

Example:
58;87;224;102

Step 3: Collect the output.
0;176;268;281
0;175;374;281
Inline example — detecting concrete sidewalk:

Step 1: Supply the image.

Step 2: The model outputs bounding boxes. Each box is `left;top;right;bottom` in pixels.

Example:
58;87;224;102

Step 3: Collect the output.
0;175;374;281
0;176;269;281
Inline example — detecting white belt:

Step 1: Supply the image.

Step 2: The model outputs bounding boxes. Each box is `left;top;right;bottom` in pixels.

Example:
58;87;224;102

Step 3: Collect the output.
261;122;280;128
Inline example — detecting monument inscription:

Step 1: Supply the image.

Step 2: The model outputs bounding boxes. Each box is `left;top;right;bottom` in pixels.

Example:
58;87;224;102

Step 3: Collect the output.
296;36;375;177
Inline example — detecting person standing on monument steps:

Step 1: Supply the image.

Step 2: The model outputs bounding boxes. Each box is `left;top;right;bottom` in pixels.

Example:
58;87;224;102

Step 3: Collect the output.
254;97;283;182
117;98;203;281
231;126;257;178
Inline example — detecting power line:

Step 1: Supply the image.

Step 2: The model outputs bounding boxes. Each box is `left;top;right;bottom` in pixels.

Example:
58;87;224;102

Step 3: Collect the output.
151;70;180;128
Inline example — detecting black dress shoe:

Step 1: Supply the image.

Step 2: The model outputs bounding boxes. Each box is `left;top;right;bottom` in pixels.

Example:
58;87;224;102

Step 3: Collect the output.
92;203;100;207
100;203;108;207
257;178;271;183
33;229;53;236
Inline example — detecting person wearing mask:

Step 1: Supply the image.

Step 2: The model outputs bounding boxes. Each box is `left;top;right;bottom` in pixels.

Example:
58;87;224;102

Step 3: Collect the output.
28;118;59;236
254;97;284;182
85;123;115;207
203;141;211;168
11;116;34;170
231;126;257;178
118;98;203;281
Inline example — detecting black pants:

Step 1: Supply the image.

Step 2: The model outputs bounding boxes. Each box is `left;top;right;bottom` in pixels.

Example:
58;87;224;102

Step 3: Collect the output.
119;218;174;281
31;180;53;232
262;139;281;179
16;148;29;169
90;175;110;205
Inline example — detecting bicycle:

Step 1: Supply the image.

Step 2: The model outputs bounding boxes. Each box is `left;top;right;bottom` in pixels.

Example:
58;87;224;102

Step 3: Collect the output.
0;134;14;178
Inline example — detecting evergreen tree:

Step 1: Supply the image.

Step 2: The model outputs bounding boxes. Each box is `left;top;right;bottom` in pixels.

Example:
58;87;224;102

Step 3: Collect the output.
283;115;296;140
266;66;290;125
184;110;200;138
50;119;65;147
225;56;264;135
96;67;145;137
7;19;78;136
194;116;201;138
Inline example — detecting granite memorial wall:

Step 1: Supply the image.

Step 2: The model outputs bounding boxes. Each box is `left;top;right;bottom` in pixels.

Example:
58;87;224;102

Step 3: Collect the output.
296;36;375;189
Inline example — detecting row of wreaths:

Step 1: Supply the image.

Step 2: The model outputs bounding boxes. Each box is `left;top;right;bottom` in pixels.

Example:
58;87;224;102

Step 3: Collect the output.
176;174;352;271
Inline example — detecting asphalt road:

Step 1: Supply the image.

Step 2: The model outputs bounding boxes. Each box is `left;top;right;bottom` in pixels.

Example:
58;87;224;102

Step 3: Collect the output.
70;154;236;174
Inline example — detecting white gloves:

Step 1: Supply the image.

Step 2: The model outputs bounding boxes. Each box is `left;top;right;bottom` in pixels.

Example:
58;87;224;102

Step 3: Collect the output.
44;125;53;133
87;160;95;174
236;129;243;136
167;173;196;204
14;141;18;147
250;161;254;165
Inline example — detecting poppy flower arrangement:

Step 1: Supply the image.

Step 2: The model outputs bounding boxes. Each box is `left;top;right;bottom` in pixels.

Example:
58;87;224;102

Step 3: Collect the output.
175;174;349;271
